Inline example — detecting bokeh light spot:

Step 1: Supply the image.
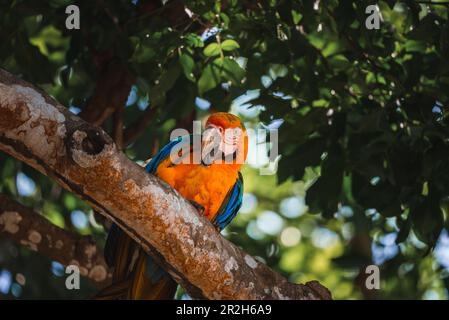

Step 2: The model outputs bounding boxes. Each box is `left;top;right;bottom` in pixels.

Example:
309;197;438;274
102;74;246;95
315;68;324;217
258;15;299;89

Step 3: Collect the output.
311;228;339;249
240;193;258;214
280;227;302;247
51;261;64;277
246;220;265;240
71;210;88;229
257;211;284;235
280;196;306;218
16;172;36;197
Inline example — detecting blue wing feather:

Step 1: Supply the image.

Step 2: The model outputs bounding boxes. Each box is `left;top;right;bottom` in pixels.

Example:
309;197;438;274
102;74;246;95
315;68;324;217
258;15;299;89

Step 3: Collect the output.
145;136;185;174
213;172;244;230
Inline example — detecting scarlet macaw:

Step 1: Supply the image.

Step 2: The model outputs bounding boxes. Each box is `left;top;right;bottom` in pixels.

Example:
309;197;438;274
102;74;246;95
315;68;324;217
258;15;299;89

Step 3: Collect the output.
97;112;248;299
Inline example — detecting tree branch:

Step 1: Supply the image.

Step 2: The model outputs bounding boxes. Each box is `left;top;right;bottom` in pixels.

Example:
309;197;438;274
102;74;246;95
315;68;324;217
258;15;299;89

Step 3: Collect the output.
0;68;331;300
112;105;124;150
0;194;111;285
79;58;134;126
123;105;158;147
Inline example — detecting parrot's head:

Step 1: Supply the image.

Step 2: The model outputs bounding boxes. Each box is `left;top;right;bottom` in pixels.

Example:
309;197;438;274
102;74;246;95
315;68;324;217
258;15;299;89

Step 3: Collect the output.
202;112;248;167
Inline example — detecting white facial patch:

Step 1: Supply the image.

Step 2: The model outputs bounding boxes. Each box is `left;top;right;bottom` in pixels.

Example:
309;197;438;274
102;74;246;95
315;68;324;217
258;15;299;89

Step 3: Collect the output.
221;127;242;157
201;125;243;164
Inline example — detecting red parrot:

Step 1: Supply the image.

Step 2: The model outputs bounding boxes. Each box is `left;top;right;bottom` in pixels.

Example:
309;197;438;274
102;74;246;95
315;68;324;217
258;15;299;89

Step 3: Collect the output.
96;112;248;299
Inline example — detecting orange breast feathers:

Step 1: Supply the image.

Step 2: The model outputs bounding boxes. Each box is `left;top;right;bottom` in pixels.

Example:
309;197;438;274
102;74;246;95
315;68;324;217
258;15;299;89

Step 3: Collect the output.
155;162;239;220
154;112;248;221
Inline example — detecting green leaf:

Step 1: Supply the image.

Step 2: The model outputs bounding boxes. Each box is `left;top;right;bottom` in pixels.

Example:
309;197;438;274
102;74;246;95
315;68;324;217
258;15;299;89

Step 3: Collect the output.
179;53;196;82
220;57;245;84
292;10;302;24
306;143;345;216
133;44;156;63
185;33;204;48
149;64;181;105
220;13;230;27
15;32;53;83
198;57;245;95
203;42;221;57
43;201;65;228
411;194;443;247
59;66;71;88
198;62;221;95
408;14;441;44
221;39;240;51
63;194;77;211
278;137;326;183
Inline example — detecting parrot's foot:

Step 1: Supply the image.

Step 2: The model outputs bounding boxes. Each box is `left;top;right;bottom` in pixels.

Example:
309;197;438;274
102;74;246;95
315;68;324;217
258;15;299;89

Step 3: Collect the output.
189;200;205;215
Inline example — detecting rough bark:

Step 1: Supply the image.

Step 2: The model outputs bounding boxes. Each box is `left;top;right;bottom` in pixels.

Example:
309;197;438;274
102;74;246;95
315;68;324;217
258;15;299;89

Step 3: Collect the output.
0;68;331;300
0;194;111;285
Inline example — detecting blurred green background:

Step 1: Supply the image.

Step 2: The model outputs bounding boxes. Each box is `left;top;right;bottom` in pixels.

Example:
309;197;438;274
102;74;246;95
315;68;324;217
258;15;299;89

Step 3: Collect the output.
1;0;449;299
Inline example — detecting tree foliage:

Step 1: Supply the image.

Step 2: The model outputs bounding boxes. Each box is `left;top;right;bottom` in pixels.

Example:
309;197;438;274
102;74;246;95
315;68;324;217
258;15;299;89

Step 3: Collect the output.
1;0;449;299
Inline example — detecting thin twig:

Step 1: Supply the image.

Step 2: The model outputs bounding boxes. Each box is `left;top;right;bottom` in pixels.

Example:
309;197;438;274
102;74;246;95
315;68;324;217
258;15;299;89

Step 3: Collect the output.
112;106;124;150
123;106;158;147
